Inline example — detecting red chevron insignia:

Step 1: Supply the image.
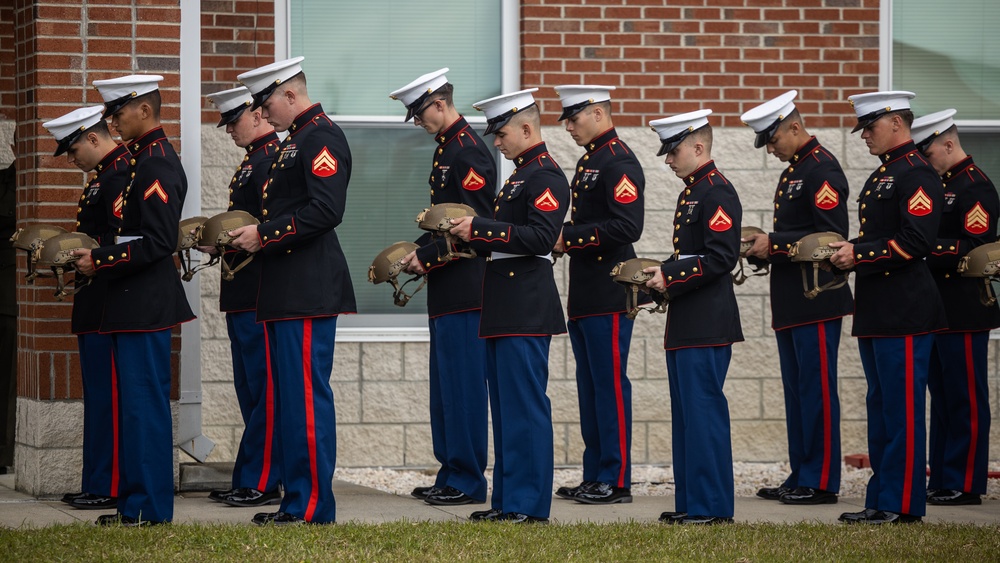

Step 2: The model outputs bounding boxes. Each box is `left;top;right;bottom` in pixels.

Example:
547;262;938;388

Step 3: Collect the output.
534;188;559;212
312;147;338;178
614;175;638;204
966;203;989;235
815;182;839;210
113;192;124;219
708;206;733;232
143;180;168;203
462;168;486;191
907;187;932;216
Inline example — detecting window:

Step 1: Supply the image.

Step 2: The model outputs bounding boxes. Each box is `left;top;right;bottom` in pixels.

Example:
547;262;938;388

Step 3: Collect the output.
281;0;517;339
886;0;1000;174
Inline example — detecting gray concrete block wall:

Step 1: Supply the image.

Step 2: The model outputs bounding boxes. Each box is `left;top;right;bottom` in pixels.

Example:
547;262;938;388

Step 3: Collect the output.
198;123;1000;470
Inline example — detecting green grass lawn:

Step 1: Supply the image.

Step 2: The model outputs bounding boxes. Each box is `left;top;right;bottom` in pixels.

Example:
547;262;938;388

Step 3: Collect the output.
1;521;997;562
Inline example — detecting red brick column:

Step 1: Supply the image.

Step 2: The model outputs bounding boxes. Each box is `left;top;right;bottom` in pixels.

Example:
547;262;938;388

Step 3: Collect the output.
201;0;274;123
522;0;880;127
8;0;182;495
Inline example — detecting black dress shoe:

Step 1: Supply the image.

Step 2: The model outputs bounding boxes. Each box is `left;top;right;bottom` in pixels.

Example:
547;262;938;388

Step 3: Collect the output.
756;485;792;501
61;492;87;504
497;512;548;524
469;508;503;521
95;513;163;527
411;486;439;499
926;488;940;500
680;515;734;525
658;511;687;524
218;488;282;508
252;511;309;526
779;487;838;505
555;481;597;500
208;488;235;502
864;510;921;524
838;508;878;523
70;493;117;510
928;489;982;506
574;483;632;505
424;486;483;506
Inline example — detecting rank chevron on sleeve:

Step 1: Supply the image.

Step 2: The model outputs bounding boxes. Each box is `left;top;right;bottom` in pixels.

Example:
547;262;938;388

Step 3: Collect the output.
965;202;989;235
709;206;733;232
143;180;168;203
462;168;486;190
814;181;839;210
614;174;638;204
312;147;338;178
907;187;932;216
534;187;560;211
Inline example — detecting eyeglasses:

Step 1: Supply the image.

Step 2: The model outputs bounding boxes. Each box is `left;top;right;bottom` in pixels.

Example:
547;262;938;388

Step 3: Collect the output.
413;99;443;123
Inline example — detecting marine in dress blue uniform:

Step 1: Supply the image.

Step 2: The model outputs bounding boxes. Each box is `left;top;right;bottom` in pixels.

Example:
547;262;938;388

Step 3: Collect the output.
205;86;282;507
831;91;947;525
233;57;356;525
389;69;493;506
645;110;743;525
552;85;644;504
450;89;568;523
740;91;853;505
42;106;129;510
80;75;196;526
911;109;999;506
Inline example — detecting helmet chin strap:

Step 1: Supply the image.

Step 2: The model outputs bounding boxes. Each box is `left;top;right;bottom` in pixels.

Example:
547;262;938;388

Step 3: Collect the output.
389;274;427;307
732;256;768;285
801;262;849;299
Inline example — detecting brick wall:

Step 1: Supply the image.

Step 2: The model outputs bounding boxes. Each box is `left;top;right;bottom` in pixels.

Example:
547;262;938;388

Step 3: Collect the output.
5;1;185;494
523;0;880;128
200;0;274;122
14;1;183;404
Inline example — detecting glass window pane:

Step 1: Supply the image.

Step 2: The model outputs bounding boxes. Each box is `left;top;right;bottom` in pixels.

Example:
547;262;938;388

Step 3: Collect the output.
290;0;503;117
959;132;1000;193
892;0;1000;119
338;124;498;315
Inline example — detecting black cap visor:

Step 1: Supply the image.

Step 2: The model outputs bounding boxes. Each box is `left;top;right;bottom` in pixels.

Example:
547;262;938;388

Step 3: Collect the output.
851;108;891;133
753;117;783;149
403;90;436;122
102;92;137;119
250;71;304;110
53;128;86;157
557;100;592;122
484;102;536;135
217;103;250;128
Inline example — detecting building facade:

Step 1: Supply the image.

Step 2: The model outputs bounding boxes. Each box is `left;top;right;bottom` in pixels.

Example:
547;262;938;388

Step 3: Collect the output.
2;0;997;494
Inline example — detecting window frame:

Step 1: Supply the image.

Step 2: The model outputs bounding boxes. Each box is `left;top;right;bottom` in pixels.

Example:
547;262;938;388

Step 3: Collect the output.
275;0;520;342
879;0;1000;134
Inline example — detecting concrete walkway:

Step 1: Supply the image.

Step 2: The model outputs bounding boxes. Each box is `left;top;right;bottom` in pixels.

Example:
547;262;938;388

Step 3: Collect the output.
0;474;995;528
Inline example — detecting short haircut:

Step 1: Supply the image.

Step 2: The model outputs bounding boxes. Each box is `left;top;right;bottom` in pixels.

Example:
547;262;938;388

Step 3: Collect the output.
780;108;803;130
133;89;161;119
584;100;612;116
81;119;112;139
686;123;713;153
508;104;541;130
890;109;914;127
431;83;455;108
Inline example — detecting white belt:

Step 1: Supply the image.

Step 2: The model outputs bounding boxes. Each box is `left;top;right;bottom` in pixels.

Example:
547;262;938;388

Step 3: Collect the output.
674;254;702;260
116;235;142;244
491;251;554;263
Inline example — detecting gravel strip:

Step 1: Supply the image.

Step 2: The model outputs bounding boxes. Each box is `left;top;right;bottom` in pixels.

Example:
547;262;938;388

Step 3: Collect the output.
337;462;1000;500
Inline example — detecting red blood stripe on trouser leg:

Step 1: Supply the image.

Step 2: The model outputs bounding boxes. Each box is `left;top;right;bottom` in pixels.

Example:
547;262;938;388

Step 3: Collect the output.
963;332;978;493
818;322;831;491
257;324;276;491
612;314;626;488
902;336;914;514
302;319;320;521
